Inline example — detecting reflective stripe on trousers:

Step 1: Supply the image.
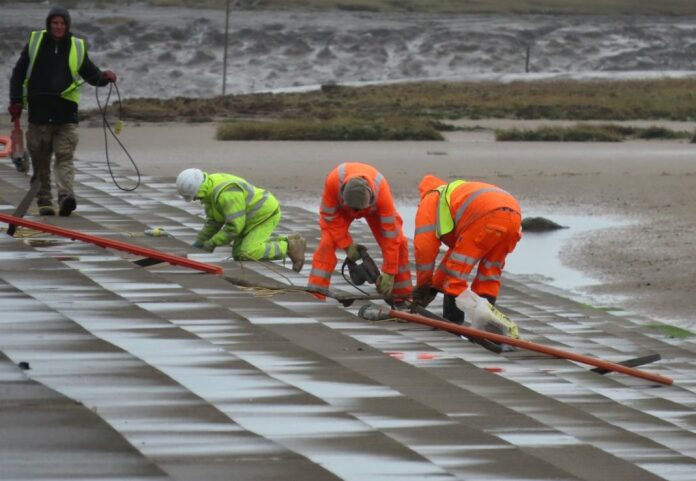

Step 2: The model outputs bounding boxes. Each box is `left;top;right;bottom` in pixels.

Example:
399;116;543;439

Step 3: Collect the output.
308;232;338;300
230;208;286;261
365;216;412;298
433;208;521;299
309;223;413;299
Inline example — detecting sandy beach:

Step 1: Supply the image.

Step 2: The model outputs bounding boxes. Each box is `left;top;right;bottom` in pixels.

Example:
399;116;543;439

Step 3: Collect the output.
72;120;696;329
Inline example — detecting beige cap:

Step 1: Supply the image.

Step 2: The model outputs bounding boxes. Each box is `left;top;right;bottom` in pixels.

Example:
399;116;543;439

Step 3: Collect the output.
342;177;373;209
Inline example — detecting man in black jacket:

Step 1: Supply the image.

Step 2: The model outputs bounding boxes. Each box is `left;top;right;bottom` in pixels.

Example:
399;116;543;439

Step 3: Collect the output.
8;6;117;216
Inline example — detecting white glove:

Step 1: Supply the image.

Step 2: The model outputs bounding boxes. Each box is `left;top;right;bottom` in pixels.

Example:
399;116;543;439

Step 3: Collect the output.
455;289;519;339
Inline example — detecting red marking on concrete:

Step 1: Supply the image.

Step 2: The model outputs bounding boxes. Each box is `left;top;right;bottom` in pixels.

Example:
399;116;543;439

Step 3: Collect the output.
388;309;673;386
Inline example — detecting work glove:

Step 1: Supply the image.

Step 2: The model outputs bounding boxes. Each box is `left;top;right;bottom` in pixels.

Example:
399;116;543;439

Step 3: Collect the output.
102;70;117;83
412;284;438;308
345;243;361;262
8;103;22;120
193;240;215;252
376;273;394;296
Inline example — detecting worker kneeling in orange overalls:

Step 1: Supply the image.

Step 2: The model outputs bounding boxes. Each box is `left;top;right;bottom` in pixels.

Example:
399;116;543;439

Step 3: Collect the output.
412;174;522;325
308;162;412;302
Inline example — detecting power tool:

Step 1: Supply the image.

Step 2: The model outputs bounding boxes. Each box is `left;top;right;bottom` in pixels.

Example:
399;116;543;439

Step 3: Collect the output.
10;117;29;173
345;244;380;285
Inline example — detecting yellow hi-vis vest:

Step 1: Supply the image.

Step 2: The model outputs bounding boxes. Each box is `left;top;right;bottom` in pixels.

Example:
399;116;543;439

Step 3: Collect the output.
206;173;273;224
22;30;86;107
435;179;467;238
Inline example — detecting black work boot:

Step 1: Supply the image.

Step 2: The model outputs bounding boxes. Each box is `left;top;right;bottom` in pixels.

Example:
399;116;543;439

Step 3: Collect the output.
482;295;497;306
38;200;55;216
445;292;507;353
442;294;465;325
58;195;77;217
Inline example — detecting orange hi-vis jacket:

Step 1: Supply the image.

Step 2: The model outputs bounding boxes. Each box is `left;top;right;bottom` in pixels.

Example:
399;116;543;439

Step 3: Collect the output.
414;174;521;299
308;162;412;298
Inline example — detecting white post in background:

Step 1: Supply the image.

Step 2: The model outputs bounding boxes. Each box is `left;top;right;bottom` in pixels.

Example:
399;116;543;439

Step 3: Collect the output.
222;0;231;96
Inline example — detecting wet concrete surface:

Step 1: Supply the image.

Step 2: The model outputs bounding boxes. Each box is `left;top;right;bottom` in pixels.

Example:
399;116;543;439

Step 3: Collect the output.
1;160;696;480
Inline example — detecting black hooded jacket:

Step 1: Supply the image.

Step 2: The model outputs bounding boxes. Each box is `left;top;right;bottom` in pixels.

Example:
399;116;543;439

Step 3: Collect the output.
9;6;109;124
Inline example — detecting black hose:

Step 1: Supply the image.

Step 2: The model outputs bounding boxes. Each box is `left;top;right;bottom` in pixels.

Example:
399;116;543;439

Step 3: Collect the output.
94;79;141;191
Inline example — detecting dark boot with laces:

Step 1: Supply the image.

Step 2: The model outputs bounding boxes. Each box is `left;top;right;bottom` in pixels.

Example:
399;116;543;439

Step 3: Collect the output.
58;195;77;217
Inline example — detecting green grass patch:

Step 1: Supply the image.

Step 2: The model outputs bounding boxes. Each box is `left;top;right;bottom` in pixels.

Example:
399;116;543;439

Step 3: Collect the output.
495;124;692;142
216;117;444;141
579;303;624;312
646;323;695;339
105;78;696;124
496;125;622;142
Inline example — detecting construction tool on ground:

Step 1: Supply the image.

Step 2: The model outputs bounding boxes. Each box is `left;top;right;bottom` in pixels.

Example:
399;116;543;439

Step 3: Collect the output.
1;212;669;384
358;304;672;385
5;178;41;237
131;228;173;266
222;274;384;307
0;213;221;275
408;303;505;354
0;135;10;158
0;213;376;305
10;117;29;173
590;353;662;375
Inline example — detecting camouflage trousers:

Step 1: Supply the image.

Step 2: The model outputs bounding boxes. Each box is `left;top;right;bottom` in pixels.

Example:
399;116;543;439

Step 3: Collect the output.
27;123;78;206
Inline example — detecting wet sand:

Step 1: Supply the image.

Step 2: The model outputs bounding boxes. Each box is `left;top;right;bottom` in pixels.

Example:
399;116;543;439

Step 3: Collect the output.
3;4;696;107
75;121;696;328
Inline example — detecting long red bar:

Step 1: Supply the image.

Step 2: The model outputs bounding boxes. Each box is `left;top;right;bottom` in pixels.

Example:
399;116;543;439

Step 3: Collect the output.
0;212;223;275
390;309;673;386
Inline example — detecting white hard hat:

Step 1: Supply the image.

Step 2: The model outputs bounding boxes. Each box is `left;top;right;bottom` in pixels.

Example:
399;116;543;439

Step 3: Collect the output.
176;168;205;202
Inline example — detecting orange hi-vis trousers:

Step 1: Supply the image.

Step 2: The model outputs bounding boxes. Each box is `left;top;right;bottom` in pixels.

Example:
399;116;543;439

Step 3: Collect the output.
308;216;412;300
433;208;521;300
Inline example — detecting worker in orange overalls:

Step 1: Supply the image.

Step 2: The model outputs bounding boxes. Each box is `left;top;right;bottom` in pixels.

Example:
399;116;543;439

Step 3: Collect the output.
412;174;522;324
308;162;412;301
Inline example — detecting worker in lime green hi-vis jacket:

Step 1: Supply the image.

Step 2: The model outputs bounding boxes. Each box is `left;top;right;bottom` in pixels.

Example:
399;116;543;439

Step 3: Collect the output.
176;168;306;272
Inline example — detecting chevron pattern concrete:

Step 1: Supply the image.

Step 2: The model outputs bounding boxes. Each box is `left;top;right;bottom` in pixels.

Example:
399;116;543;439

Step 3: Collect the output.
1;159;695;481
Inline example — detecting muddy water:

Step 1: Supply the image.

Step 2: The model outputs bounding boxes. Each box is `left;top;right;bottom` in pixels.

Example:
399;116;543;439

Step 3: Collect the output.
505;214;629;286
3;3;696;108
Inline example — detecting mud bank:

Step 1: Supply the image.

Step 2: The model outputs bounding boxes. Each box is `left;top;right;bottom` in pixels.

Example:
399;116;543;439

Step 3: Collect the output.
3;3;696;108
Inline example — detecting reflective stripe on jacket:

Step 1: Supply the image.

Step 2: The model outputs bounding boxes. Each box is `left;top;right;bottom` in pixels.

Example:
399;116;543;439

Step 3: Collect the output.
414;174;520;287
319;162;403;274
196;173;279;247
23;30;86;106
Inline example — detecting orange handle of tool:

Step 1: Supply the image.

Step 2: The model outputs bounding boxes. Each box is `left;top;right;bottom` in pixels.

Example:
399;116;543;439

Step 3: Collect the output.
10;117;24;156
389;309;673;386
0;135;10;157
0;213;222;275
